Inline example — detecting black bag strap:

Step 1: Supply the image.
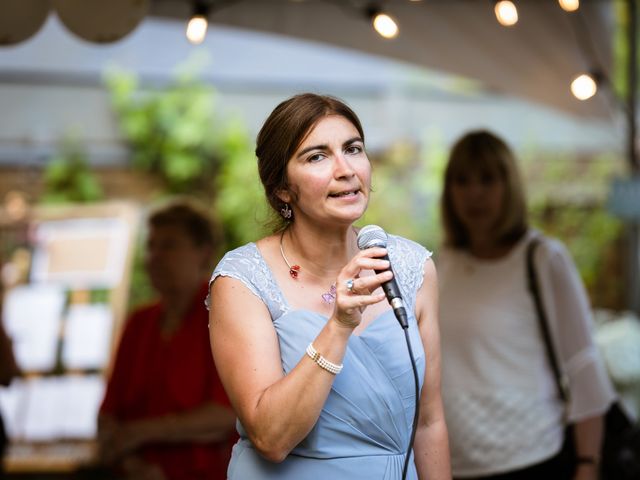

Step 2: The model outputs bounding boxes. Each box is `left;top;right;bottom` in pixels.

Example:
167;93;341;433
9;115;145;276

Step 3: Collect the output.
526;237;571;407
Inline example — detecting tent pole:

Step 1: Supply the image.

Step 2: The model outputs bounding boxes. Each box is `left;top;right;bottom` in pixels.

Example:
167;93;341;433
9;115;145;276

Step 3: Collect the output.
625;0;639;314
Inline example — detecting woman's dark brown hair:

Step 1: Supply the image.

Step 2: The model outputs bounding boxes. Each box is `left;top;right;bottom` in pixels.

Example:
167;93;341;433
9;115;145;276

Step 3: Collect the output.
441;130;528;249
256;93;365;231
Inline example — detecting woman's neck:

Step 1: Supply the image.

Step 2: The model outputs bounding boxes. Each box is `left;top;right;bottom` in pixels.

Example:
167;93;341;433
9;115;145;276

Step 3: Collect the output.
467;234;512;260
283;221;359;281
158;279;202;329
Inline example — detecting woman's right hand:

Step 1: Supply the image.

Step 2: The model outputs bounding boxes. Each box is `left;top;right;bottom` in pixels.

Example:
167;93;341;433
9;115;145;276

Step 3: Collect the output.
331;246;393;329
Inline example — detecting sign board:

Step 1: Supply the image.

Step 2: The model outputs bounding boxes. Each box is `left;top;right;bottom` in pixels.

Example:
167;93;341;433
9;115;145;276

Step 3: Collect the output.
30;217;129;289
607;177;640;221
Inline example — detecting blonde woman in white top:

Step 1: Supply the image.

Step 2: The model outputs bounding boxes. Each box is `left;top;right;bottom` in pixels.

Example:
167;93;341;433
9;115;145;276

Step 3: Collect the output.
437;130;615;480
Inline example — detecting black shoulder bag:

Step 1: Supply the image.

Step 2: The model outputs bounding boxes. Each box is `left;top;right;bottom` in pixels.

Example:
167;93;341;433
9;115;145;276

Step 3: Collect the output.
526;238;640;480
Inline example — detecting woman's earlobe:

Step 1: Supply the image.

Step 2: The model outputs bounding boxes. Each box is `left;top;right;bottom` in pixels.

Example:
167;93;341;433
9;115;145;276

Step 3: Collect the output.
276;189;291;204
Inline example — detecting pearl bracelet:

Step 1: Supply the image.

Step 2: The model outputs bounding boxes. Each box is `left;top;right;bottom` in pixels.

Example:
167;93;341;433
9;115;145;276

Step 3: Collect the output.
306;343;343;375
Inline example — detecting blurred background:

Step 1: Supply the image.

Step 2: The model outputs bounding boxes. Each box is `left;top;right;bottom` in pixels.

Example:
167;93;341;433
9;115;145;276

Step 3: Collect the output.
0;0;638;478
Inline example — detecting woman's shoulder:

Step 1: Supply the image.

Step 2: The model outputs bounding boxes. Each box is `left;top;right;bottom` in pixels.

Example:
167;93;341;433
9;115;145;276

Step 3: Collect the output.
209;236;286;317
528;230;571;263
208;242;267;308
210;242;264;291
130;299;162;317
120;302;162;340
214;242;260;272
386;233;434;297
526;231;583;286
388;233;433;261
221;241;260;258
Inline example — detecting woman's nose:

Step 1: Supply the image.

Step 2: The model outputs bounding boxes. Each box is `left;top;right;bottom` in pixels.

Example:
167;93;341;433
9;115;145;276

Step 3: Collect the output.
333;153;355;178
464;179;487;197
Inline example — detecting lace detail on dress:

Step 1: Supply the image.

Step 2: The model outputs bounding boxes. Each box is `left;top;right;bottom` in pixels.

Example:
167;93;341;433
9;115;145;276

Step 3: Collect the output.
388;235;432;312
207;238;430;321
207;243;289;320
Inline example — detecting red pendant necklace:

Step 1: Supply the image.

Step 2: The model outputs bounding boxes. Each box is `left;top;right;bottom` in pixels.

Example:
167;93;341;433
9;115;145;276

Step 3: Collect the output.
279;230;336;304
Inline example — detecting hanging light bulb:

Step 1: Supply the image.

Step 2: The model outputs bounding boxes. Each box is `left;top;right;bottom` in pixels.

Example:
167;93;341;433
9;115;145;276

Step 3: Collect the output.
558;0;579;12
186;15;207;44
571;73;598;100
366;6;399;39
494;1;518;27
186;1;209;45
373;12;398;38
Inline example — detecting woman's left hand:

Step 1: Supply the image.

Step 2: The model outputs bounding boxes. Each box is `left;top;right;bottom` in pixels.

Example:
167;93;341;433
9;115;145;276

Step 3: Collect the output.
331;246;392;329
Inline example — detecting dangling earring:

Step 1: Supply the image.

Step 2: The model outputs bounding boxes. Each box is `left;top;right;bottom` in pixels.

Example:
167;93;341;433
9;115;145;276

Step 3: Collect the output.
280;203;292;220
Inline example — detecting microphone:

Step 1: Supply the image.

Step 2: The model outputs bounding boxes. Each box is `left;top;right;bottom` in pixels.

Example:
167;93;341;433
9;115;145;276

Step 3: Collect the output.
356;225;408;329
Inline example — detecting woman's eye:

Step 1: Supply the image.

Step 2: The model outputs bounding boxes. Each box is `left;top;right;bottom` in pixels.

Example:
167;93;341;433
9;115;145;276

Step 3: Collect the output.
453;175;468;186
307;153;324;163
345;145;362;155
480;173;497;185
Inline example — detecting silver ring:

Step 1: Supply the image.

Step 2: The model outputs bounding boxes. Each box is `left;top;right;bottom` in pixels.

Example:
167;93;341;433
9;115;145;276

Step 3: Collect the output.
345;278;355;293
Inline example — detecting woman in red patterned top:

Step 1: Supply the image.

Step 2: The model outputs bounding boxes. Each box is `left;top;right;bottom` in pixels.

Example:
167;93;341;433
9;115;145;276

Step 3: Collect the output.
98;201;237;480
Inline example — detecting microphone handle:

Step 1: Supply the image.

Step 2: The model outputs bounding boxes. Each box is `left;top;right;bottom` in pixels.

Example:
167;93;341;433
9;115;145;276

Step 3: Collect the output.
375;254;409;329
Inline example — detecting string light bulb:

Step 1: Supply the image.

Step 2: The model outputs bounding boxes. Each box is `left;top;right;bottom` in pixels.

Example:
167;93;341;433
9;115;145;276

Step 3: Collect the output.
571;73;598;100
494;1;518;27
558;0;579;12
367;6;399;39
186;1;209;45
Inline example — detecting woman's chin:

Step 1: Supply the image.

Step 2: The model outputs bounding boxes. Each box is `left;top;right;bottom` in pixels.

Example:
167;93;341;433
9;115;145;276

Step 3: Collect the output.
334;208;367;225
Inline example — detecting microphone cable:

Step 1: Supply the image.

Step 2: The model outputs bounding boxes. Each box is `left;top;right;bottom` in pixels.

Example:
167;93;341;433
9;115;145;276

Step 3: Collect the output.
401;322;420;480
355;224;420;479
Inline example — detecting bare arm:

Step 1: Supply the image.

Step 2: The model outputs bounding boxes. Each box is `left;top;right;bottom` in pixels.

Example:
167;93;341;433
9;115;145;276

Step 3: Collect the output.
572;415;603;480
98;402;236;463
209;247;391;462
412;259;451;480
97;418;168;480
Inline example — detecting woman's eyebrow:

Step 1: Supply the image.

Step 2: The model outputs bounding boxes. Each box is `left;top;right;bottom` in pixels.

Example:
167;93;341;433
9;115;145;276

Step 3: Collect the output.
296;137;363;158
343;136;364;146
296;144;327;158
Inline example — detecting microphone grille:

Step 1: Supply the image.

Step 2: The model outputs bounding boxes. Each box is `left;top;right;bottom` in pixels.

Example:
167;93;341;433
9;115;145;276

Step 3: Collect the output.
357;225;388;250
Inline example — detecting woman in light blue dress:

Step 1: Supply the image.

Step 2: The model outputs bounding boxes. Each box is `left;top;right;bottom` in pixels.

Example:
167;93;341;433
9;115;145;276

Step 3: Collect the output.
208;93;451;479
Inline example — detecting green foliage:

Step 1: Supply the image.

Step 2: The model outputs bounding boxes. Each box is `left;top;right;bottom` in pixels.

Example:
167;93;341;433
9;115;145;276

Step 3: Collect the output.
362;131;447;251
214;117;271;247
127;235;156;311
105;64;221;195
104;59;262;308
523;151;625;306
612;1;640;100
42;137;104;204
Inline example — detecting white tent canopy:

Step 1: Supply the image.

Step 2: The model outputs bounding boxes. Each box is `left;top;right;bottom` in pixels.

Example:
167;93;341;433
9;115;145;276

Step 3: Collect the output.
0;13;622;164
151;0;617;119
0;0;623;165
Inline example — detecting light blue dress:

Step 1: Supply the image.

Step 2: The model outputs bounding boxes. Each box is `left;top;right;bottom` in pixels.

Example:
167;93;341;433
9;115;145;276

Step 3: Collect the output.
210;234;431;479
